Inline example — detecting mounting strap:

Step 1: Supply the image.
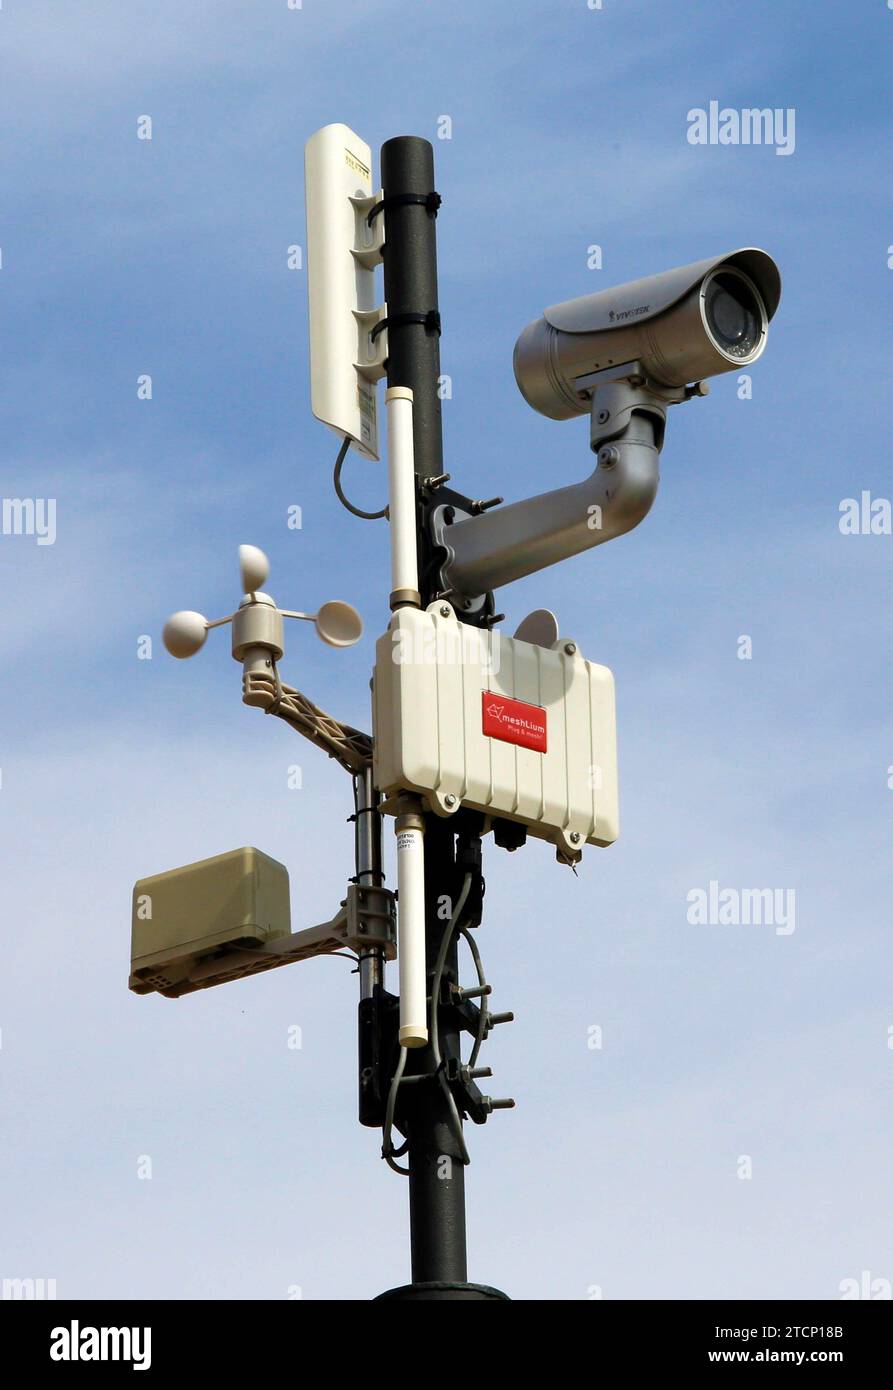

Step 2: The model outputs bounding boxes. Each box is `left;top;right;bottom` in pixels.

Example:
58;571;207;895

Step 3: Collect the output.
367;191;442;225
371;310;441;342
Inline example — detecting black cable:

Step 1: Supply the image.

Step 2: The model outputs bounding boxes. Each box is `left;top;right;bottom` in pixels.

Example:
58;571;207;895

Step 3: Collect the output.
333;437;388;521
429;874;473;1167
382;1046;410;1175
459;926;489;1071
382;875;474;1176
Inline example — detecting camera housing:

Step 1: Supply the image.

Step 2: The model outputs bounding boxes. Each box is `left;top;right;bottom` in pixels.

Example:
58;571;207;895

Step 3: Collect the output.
513;248;781;419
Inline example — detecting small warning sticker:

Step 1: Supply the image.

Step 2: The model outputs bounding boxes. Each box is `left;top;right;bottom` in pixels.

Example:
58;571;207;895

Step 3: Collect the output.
482;691;547;753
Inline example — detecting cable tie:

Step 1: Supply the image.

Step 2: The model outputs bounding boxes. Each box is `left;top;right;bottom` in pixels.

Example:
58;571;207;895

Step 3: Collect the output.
367;191;442;225
370;310;441;342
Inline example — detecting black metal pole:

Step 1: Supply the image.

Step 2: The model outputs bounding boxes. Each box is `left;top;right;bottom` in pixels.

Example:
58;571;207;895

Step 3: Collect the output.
379;135;465;1288
379;136;443;486
407;817;467;1284
376;137;504;1300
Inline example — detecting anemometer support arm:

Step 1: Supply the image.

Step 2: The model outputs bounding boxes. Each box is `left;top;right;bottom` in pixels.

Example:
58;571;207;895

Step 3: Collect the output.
249;674;373;774
435;370;689;600
234;607;374;774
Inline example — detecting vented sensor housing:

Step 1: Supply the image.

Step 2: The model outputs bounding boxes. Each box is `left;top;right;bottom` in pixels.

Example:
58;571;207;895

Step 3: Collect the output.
130;847;291;997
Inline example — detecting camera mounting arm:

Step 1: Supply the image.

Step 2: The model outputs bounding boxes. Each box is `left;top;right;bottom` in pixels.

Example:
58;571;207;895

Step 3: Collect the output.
433;365;704;601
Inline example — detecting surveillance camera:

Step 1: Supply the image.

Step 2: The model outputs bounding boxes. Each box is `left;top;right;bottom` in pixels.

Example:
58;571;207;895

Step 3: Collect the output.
434;247;782;602
513;248;781;420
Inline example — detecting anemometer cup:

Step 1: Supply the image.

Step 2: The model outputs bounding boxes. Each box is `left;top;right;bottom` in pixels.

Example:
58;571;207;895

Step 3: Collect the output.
315;600;364;648
163;610;209;660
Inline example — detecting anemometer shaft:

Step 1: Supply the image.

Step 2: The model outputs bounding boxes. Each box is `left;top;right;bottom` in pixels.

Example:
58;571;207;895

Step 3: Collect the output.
386;387;421;608
395;809;428;1047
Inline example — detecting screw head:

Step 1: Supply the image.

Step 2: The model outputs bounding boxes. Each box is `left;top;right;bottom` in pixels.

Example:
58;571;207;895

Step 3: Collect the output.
597;408;610;423
444;794;457;808
564;641;577;656
570;832;581;844
599;444;620;468
439;604;451;617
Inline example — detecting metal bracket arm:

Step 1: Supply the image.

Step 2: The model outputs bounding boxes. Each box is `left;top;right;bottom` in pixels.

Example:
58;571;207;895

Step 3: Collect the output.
158;884;397;999
434;367;692;600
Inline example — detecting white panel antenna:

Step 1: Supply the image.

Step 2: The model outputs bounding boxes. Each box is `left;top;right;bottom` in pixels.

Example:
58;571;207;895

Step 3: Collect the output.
304;123;387;461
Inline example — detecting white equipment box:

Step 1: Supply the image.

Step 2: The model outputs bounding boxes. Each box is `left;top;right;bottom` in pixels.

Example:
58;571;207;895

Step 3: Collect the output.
373;603;618;860
305;123;386;460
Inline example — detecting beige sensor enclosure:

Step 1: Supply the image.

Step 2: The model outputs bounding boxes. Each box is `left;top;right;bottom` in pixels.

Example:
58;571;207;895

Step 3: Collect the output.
130;847;291;998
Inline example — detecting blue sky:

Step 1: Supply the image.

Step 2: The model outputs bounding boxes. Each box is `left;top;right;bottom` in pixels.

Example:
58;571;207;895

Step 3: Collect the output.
1;0;892;1299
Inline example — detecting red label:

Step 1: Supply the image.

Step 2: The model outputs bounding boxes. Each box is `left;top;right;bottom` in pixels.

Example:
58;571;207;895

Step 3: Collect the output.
482;691;547;753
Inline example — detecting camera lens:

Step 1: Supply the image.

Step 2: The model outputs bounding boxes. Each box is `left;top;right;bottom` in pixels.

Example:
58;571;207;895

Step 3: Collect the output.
703;271;764;359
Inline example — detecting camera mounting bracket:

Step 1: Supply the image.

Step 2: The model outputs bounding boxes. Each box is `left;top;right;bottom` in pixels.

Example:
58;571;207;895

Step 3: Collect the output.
431;363;706;603
577;360;700;456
